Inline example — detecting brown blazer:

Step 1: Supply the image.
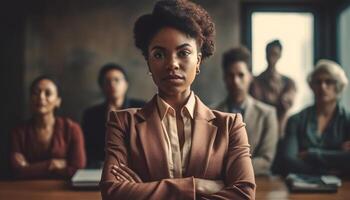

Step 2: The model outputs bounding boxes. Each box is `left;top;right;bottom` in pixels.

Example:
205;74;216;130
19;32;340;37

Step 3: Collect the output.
100;95;256;200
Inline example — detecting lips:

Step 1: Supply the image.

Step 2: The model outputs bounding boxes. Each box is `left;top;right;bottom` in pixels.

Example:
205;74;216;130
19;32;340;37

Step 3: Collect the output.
163;74;184;81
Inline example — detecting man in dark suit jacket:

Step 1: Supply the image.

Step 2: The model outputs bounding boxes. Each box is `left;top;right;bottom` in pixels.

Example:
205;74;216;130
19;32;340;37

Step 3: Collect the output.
215;47;278;175
82;63;145;168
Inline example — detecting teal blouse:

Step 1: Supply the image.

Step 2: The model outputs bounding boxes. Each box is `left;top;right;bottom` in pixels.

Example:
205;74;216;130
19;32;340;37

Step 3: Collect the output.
283;104;350;175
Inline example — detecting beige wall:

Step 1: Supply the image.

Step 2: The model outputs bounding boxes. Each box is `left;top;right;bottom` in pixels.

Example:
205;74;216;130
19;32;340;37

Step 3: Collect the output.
24;0;241;122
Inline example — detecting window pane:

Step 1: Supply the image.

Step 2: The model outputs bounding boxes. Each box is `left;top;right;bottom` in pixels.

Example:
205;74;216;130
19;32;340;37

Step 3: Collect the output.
339;6;350;106
252;12;314;114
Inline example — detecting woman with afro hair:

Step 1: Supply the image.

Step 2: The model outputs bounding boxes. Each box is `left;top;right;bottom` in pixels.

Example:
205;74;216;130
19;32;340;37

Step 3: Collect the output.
100;1;255;199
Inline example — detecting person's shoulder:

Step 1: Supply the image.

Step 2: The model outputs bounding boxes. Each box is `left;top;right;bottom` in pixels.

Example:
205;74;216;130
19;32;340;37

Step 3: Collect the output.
211;109;243;124
127;98;147;108
250;97;276;114
211;100;227;111
56;116;80;129
83;102;105;115
337;104;350;119
108;108;141;122
289;105;313;122
281;74;296;86
12;119;32;134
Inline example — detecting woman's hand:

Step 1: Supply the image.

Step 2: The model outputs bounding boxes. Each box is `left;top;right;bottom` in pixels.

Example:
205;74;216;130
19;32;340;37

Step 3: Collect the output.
49;159;66;171
111;164;142;183
13;152;28;167
195;178;225;195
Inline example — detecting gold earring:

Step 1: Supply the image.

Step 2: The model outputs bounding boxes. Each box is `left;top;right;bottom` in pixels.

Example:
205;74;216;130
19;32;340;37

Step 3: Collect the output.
196;69;200;75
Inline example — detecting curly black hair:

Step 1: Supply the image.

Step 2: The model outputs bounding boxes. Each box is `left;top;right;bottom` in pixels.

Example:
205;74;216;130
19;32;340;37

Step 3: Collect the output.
222;46;252;73
134;0;215;60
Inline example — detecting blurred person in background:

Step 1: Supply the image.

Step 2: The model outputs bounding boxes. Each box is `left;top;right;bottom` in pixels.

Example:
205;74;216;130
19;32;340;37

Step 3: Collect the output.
250;40;296;137
82;63;145;168
11;75;86;179
215;46;278;176
283;59;350;175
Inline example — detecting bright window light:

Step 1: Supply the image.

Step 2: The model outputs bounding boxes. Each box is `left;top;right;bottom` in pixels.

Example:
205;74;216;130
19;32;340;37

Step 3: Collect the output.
339;6;350;107
252;12;314;114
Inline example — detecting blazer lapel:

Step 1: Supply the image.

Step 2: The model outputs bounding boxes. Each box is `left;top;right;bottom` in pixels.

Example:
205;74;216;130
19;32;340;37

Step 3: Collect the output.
186;96;217;177
135;96;170;179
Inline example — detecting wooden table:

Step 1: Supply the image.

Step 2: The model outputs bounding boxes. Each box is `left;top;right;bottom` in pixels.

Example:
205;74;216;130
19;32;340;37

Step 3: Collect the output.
0;180;100;200
0;176;349;200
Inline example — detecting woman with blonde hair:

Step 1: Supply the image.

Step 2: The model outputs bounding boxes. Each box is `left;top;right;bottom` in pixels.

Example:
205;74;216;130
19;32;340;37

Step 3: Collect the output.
283;59;350;175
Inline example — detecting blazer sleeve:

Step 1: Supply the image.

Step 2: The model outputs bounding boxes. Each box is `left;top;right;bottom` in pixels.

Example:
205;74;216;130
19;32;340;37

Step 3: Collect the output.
282;117;315;174
10;127;51;179
252;108;278;175
100;111;196;200
198;114;256;200
305;148;350;171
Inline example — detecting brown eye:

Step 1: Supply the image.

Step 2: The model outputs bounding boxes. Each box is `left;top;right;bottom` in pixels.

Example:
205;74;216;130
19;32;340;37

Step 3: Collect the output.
45;90;52;97
153;51;164;59
178;50;191;58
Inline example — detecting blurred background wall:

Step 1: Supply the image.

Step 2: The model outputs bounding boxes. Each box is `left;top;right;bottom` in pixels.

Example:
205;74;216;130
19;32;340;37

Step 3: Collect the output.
0;0;240;178
21;0;240;121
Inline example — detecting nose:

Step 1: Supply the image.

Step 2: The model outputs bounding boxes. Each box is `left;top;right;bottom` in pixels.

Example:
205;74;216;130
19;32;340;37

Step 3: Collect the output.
39;91;46;100
233;76;241;85
319;81;328;90
166;54;180;71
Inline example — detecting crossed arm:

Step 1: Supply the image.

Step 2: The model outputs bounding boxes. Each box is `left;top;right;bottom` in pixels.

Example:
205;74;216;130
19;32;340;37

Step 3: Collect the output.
111;164;225;195
283;118;350;174
11;123;86;179
99;112;255;200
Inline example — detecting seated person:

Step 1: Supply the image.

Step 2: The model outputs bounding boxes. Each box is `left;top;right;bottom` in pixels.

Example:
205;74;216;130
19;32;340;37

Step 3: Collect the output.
82;63;145;168
11;75;86;179
215;46;278;175
283;59;350;175
249;40;296;136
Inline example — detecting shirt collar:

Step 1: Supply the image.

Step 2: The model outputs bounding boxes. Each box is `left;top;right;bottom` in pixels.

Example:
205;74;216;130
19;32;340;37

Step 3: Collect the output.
157;91;196;120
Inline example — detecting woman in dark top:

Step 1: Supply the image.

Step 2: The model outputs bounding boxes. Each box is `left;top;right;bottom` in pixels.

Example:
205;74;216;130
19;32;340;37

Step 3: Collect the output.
11;75;86;179
283;59;350;175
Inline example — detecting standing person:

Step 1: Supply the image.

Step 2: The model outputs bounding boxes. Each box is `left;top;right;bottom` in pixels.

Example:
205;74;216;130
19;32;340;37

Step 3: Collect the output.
11;75;86;179
250;40;296;137
215;46;278;176
283;59;350;175
100;1;255;199
82;63;145;168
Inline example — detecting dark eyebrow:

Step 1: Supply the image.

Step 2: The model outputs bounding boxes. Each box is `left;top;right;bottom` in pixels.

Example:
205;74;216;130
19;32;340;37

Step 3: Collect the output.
150;46;165;51
150;43;192;51
176;43;192;50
